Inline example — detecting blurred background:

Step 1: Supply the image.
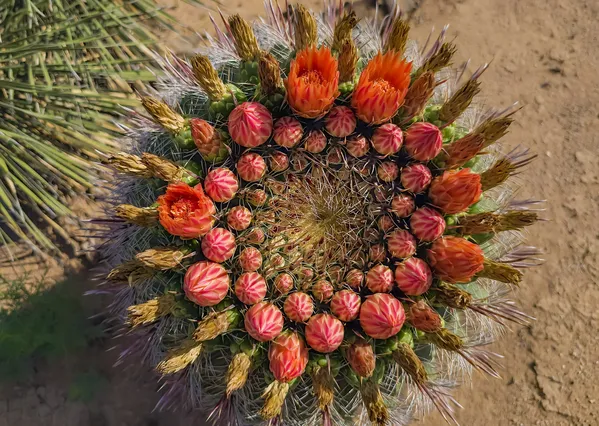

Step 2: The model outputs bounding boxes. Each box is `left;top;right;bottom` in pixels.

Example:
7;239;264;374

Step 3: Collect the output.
0;0;597;425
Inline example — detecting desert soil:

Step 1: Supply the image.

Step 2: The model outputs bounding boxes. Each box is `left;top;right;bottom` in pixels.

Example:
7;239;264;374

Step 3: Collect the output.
1;0;598;425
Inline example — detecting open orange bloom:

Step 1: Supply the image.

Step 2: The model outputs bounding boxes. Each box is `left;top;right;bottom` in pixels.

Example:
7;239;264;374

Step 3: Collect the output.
285;46;339;118
351;51;412;124
157;182;216;239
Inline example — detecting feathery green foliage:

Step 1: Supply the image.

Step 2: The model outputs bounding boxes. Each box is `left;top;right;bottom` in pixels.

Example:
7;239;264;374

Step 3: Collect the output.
0;0;200;257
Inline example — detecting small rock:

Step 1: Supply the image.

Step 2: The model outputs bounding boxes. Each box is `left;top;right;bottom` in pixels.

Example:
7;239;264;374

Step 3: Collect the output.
549;47;568;63
504;62;518;73
534;95;544;105
575;151;587;163
545;151;552;157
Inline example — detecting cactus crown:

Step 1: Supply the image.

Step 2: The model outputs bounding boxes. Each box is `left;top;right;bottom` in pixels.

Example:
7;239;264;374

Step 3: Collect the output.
99;2;541;425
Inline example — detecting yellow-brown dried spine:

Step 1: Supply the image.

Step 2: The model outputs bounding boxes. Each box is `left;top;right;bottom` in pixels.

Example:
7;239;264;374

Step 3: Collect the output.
258;52;283;96
441;133;485;168
427;328;464;351
141;152;192;183
455;211;539;235
127;293;177;328
311;365;335;412
479;259;523;285
190;55;228;100
480;157;516;190
193;311;232;342
360;379;389;426
228;15;260;61
115;204;158;226
432;282;473;309
135;246;187;270
294;4;318;51
392;343;428;384
104;152;151;177
420;42;457;75
332;11;358;51
439;79;481;124
107;259;152;284
225;352;252;397
474;114;515;147
141;96;186;134
260;380;290;420
156;339;204;374
338;39;358;83
400;71;436;122
384;17;410;54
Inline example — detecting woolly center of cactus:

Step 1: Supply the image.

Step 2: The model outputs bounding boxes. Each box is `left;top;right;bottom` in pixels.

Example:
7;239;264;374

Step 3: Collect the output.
273;168;368;269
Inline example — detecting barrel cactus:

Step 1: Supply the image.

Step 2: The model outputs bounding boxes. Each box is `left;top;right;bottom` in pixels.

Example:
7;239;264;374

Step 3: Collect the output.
100;3;541;425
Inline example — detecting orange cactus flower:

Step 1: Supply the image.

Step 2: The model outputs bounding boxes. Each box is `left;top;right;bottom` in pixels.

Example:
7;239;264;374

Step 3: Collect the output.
427;236;485;283
351;51;412;124
285;46;340;118
428;169;482;214
157;182;216;239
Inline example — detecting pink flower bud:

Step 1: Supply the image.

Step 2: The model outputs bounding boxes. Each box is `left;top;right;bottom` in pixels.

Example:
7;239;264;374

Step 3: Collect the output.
245;227;265;244
312;279;334;303
228;102;273;148
273;116;303;148
330;290;361;322
288;152;308;172
305;314;344;353
304;130;328;153
184;261;230;307
394;257;433;296
386;229;417;259
235;272;267;305
366;264;394;293
410;206;445;241
246;189;267;207
274;273;295;295
401;164;432;193
269;151;289;172
346;136;370;158
190;118;228;161
408;300;442;332
226;206;252;231
377;215;395;232
372;123;403;156
237;153;267;182
238;246;262;271
360;293;405;339
204;168;239;202
326;146;344;164
345;269;364;290
404;122;443;161
377;161;399;182
325;106;356;137
346;338;376;377
391;194;415;218
369;244;387;263
244;302;284;342
201;227;236;263
284;292;314;322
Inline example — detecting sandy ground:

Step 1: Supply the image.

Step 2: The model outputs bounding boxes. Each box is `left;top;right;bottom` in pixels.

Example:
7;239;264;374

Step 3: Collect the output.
1;0;598;425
